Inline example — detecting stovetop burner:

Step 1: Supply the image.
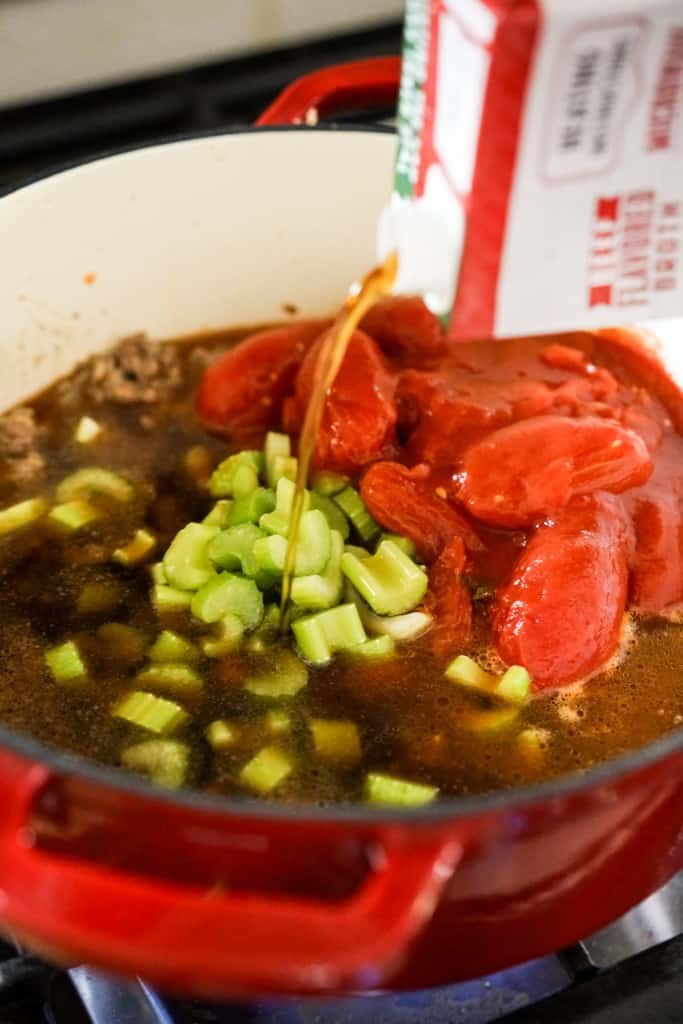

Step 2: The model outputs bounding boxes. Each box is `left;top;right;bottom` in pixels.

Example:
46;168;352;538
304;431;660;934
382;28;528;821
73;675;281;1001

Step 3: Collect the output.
0;871;680;1023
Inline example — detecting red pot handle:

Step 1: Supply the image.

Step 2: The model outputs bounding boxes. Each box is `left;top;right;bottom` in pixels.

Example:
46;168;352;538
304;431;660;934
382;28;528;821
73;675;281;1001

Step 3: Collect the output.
256;57;401;127
0;760;462;994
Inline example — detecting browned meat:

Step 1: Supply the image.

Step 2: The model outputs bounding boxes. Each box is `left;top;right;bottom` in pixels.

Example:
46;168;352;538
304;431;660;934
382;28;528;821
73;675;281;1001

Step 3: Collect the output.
69;334;182;405
0;407;44;484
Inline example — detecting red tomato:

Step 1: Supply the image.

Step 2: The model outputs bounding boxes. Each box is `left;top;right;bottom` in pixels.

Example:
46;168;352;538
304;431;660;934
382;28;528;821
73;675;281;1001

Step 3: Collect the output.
459;415;652;528
360;461;483;561
286;330;397;474
196;320;328;441
492;494;631;689
360;296;446;367
628;489;683;611
424;537;472;657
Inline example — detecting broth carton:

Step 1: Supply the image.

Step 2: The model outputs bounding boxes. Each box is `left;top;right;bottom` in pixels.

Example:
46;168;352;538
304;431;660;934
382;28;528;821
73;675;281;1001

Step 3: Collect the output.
379;0;683;338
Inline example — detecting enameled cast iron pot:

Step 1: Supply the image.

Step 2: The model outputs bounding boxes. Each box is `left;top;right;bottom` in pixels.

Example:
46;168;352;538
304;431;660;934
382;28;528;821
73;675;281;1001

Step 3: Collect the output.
0;60;682;998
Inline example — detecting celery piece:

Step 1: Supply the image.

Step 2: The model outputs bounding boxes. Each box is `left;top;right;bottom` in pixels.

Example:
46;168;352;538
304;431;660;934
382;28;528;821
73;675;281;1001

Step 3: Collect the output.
495;665;532;705
344;544;370;560
203;499;233;527
150;562;166;584
74;416;102;444
265;709;291;735
208;523;264;576
312;471;349;496
341;540;427;616
463;707;520;734
245;649;308;699
310;492;350;540
445;655;497;696
517;727;549;764
0;496;47;536
148;629;200;665
333;487;379;542
229;487;275;527
292;603;366;665
209;451;264;498
205;719;239;750
310;719;361;765
191;573;263;629
113;690;189;735
264;432;291;487
365;773;438;807
290;529;343;609
121;738;189;788
184;445;212;487
57;467;134;504
45;640;87;686
200;612;244;657
135;663;204;698
270;455;298;486
77;578;123;615
346;583;432;641
240;746;293;794
152;584;193;612
48;499;100;531
97;623;148;666
253;509;331;577
162;522;218;590
378;532;418;559
259;476;310;537
349;635;395;659
113;528;157;566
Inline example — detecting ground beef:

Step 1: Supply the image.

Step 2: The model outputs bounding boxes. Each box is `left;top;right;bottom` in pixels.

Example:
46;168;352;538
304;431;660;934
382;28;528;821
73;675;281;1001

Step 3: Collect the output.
0;407;44;484
68;334;182;405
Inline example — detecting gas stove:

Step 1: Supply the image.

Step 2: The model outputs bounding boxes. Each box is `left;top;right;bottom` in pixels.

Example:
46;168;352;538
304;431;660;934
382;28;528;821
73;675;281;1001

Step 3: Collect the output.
2;17;682;1024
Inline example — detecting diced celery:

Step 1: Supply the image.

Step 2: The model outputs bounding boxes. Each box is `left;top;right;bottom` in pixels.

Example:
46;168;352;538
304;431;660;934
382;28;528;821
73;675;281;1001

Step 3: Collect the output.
348;635;395;659
74;416;102;444
346;583;432;640
310;719;361;765
265;709;291;735
293;603;366;665
517;727;549;763
310;492;350;540
229;487;275;526
260;477;310;537
270;454;298;486
150;562;167;584
56;467;134;503
45;640;87;686
240;746;293;794
290;529;343;609
48;499;100;531
312;471;349;496
205;719;239;750
152;584;193;611
184;445;212;487
200;613;244;657
365;773;438;807
203;499;233;527
162;522;218;590
0;497;47;537
445;655;497;696
208;523;264;576
148;629;200;665
121;738;189;788
463;707;520;734
76;578;123;615
378;532;418;559
135;663;204;698
254;509;331;577
209;451;264;498
245;649;308;699
113;528;156;566
191;573;263;629
97;623;148;666
333;487;379;542
341;540;427;616
113;690;189;735
264;432;291;487
495;665;532;705
344;544;370;560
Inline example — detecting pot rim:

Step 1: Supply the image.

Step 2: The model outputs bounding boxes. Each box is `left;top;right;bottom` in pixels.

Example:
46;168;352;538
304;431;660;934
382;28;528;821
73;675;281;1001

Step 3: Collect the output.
2;122;682;826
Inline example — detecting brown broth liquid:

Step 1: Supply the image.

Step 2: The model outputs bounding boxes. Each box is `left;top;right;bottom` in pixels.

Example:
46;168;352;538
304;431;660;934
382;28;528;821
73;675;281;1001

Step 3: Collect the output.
0;330;681;803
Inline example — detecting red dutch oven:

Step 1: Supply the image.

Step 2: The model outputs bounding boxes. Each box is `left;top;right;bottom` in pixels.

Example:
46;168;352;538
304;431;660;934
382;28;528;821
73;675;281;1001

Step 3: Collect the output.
0;59;682;999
